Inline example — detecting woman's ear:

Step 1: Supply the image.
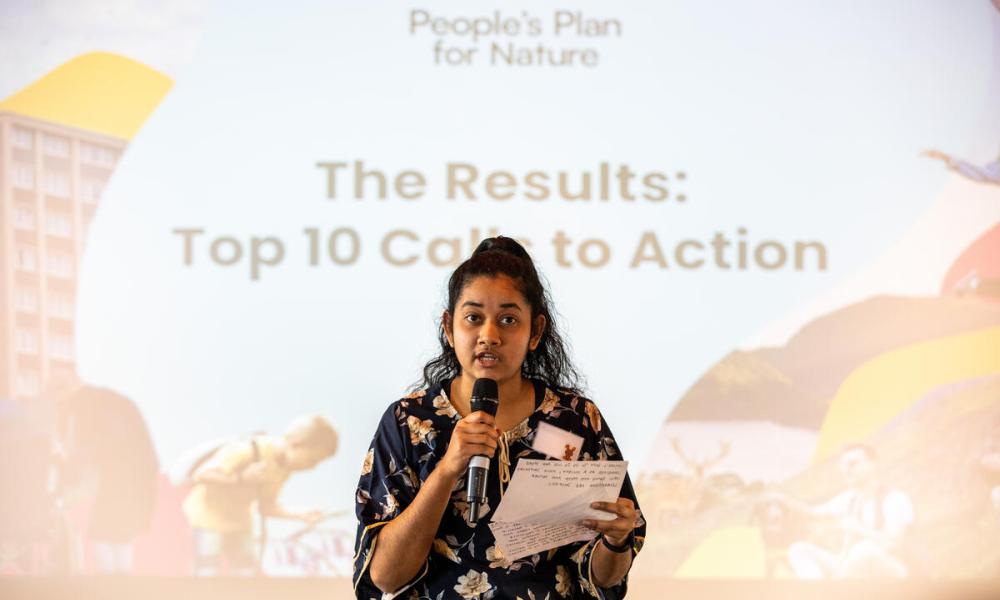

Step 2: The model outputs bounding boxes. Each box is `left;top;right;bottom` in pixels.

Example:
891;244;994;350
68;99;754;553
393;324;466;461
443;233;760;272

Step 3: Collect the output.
530;314;547;350
442;311;455;347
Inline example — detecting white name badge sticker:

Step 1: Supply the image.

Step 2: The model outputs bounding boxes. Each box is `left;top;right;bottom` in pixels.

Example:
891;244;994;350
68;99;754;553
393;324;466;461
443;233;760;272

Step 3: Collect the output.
531;421;585;461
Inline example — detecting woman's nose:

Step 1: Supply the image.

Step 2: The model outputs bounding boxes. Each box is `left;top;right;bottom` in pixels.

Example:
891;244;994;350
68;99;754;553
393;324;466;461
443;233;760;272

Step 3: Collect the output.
479;319;500;344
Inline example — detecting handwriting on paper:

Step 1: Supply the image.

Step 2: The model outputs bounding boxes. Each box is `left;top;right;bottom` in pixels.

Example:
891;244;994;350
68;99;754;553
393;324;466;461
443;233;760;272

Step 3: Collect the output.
489;459;628;560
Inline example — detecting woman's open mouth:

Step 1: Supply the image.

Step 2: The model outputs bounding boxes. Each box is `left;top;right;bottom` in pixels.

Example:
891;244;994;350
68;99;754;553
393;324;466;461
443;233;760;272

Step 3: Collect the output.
475;352;499;367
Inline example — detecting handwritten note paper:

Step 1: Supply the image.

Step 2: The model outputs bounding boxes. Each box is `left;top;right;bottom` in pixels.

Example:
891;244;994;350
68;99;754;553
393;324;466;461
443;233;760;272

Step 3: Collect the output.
489;459;628;561
488;521;595;562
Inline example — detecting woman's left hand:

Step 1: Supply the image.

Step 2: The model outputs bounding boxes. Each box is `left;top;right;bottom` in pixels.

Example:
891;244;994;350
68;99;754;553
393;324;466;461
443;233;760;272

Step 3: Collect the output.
582;498;638;547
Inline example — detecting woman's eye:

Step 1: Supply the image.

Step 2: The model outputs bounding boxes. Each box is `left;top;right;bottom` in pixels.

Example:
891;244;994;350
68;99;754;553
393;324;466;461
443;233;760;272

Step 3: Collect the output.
500;316;517;325
464;314;481;323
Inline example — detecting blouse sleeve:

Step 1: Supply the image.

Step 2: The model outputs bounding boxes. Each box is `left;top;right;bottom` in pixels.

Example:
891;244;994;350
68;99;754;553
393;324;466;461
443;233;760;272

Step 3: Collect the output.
353;402;427;599
573;400;647;600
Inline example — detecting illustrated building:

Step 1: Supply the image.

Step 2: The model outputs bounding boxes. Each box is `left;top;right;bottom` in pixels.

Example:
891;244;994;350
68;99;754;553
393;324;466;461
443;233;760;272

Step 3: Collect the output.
0;111;125;412
0;52;171;419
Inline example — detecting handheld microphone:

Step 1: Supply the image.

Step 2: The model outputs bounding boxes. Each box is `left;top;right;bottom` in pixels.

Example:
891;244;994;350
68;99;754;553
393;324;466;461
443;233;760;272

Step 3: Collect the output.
466;378;498;523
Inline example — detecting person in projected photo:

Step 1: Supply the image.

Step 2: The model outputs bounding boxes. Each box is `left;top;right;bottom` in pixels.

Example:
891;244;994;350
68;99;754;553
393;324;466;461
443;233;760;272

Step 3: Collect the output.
181;415;338;575
353;237;645;600
54;376;159;574
751;492;805;579
787;444;915;580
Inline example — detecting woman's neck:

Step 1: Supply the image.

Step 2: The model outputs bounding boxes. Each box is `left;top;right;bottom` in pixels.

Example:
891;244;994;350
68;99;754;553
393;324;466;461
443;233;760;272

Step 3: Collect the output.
450;375;535;430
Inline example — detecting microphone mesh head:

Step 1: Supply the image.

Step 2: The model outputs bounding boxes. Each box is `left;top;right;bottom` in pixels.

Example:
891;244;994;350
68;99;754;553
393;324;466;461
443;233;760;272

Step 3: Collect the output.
470;378;499;416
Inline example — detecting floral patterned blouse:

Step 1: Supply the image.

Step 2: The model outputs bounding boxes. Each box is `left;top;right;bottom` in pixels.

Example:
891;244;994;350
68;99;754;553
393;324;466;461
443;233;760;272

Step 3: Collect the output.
353;379;645;600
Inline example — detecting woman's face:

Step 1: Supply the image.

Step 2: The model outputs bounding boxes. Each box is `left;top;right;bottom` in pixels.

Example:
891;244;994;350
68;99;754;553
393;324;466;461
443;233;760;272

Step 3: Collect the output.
444;275;545;389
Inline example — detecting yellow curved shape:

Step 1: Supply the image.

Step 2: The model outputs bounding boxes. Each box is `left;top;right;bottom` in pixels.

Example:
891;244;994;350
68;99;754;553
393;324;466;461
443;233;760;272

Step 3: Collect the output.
813;325;1000;462
0;51;173;140
673;526;766;578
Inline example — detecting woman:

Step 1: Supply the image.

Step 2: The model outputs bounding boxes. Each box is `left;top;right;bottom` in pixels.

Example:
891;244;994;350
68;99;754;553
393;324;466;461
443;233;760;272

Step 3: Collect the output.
354;237;644;599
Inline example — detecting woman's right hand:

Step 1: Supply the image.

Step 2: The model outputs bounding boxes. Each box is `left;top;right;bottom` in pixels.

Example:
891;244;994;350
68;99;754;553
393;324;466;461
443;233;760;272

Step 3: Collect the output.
438;411;499;482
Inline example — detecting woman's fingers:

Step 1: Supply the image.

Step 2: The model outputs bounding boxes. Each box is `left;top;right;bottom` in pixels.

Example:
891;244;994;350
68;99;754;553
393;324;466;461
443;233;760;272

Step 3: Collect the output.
459;435;498;452
466;411;497;426
452;425;498;457
455;420;499;448
581;498;637;540
581;519;624;534
590;500;632;516
458;421;499;436
591;499;635;520
441;412;503;475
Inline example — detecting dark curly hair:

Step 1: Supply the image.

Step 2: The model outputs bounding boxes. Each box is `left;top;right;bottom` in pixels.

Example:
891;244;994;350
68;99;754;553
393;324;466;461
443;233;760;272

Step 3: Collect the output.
416;236;583;393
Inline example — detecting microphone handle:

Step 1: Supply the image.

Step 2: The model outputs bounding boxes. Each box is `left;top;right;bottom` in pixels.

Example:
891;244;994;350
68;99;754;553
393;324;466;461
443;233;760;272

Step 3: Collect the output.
467;456;490;523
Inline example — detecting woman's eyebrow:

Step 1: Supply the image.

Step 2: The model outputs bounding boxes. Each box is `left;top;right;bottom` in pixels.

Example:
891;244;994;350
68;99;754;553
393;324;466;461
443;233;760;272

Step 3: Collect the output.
459;300;523;311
